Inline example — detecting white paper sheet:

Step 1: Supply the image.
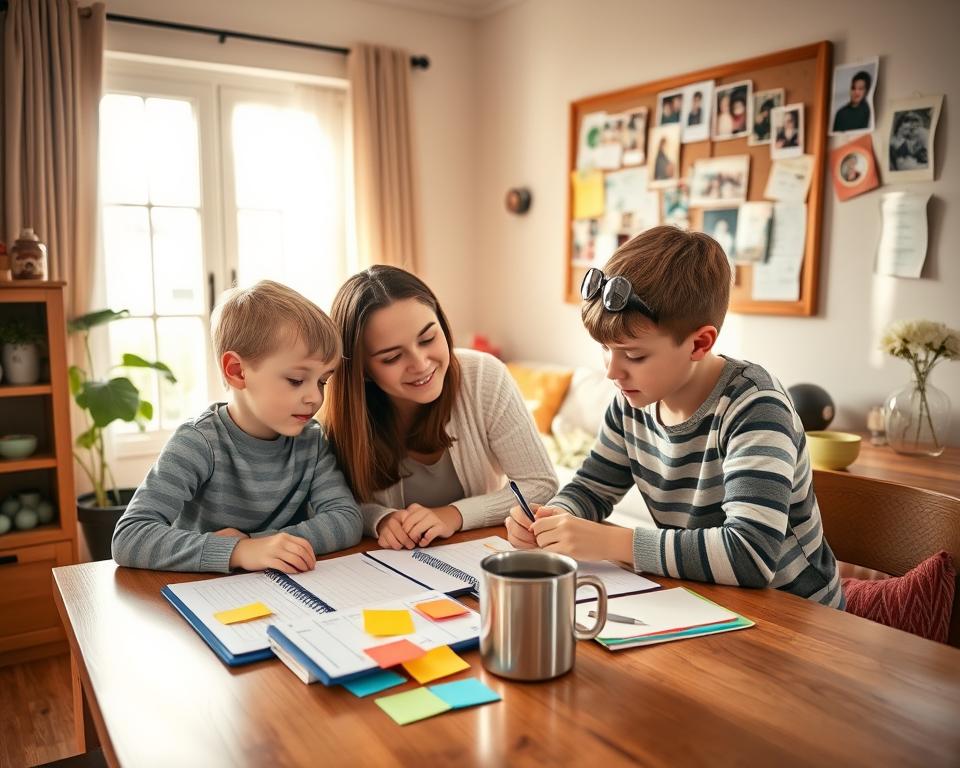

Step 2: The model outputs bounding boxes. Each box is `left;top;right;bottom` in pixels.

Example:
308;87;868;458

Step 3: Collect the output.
876;192;930;278
574;588;737;640
764;155;814;201
734;201;773;262
752;202;806;301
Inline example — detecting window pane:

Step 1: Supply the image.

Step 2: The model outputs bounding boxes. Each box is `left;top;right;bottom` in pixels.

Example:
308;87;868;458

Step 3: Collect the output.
100;95;148;204
151;207;204;315
102;206;154;316
107;318;159;433
232;103;284;209
146;98;201;207
236;208;283;288
156;317;208;430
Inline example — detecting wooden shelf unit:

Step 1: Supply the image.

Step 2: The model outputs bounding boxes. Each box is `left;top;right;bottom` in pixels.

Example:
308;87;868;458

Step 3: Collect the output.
0;281;77;666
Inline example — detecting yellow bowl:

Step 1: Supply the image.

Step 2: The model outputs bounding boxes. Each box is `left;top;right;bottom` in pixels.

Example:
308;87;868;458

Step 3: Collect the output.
806;430;861;470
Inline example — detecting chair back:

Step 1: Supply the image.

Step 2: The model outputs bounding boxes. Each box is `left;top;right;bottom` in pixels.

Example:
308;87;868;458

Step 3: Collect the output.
813;470;960;647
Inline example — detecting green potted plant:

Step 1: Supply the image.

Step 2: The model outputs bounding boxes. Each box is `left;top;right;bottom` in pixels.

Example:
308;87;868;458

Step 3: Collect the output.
0;317;46;385
68;309;176;560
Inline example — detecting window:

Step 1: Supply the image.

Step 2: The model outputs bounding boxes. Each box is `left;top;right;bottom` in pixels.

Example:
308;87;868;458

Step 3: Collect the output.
97;60;349;469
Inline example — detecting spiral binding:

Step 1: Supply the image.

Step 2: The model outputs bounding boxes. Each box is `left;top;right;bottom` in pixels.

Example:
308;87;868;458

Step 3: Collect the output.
411;550;479;591
264;569;335;613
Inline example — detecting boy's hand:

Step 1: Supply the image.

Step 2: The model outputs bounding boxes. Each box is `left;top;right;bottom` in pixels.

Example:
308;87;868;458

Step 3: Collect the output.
505;503;562;549
401;503;462;547
229;532;316;573
532;513;619;562
377;509;418;550
213;527;249;538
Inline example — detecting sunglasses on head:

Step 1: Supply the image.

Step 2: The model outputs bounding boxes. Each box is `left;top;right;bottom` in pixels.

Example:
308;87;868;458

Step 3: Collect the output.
580;268;658;323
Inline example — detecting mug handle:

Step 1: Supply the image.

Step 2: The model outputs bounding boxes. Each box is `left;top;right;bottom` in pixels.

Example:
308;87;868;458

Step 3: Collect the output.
573;574;607;640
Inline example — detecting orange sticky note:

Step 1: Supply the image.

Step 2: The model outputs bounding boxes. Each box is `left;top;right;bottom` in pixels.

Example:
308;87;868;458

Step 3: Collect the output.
402;645;470;684
213;602;272;625
364;639;425;669
363;609;415;636
414;599;469;621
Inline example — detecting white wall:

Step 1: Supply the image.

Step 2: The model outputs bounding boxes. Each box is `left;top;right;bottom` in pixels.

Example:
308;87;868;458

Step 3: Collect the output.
474;0;960;443
103;0;479;337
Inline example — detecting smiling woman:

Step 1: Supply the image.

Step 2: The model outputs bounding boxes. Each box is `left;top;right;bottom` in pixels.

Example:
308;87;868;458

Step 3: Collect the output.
322;266;558;550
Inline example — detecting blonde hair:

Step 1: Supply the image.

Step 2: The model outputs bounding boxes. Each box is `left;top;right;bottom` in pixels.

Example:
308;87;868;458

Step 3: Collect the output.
211;280;341;366
582;226;730;345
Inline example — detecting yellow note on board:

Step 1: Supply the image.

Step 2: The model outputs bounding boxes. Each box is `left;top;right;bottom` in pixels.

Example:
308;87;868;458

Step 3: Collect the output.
214;602;273;625
401;645;470;684
572;169;605;220
364;609;415;637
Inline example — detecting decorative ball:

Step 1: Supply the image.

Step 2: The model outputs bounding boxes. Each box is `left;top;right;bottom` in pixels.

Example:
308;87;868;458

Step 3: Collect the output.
36;500;55;524
0;515;11;535
14;507;38;530
788;383;835;432
0;497;19;517
505;187;532;215
18;490;41;509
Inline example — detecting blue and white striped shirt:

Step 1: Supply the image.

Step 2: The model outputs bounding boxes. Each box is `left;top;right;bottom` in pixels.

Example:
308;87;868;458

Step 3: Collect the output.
551;357;844;608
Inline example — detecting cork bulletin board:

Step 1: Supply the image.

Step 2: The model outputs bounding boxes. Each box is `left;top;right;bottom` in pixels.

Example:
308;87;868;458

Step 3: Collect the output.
565;41;832;316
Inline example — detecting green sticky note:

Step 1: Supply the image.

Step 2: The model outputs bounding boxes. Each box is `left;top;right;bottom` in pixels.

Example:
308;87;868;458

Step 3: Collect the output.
375;687;452;725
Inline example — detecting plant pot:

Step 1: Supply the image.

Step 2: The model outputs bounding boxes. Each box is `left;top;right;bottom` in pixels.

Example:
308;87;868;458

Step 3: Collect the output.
2;342;40;385
77;489;136;562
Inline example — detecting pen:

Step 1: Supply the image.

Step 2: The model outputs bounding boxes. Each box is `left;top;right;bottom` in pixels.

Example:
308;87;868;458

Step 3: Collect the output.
508;480;536;524
588;610;646;626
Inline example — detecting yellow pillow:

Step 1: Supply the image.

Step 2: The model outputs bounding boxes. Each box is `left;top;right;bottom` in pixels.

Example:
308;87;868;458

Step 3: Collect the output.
506;364;573;434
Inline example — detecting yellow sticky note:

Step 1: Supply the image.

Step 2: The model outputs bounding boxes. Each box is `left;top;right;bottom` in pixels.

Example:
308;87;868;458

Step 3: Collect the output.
214;602;272;625
364;609;415;637
401;645;470;684
572;169;605;219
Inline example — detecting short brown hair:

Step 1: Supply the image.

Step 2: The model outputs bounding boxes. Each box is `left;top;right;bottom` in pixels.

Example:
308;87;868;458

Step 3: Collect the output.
322;266;461;502
582;226;730;344
211;280;341;365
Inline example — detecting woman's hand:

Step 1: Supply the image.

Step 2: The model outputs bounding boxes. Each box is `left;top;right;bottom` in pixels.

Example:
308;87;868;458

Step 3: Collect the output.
376;509;418;550
401;504;462;547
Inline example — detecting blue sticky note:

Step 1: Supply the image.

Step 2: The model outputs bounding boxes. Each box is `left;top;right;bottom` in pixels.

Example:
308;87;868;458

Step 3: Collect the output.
342;670;406;698
428;677;501;709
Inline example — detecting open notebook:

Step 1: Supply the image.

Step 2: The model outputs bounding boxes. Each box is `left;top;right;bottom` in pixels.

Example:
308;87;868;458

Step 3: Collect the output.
364;536;661;601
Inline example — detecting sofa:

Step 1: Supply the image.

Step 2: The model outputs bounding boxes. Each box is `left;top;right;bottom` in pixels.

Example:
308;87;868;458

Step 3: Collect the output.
506;361;654;530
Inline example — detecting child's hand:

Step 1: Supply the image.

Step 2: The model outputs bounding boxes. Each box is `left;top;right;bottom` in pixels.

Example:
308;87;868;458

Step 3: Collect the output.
531;513;614;562
376;509;418;550
505;502;557;548
229;532;316;573
401;503;462;547
213;527;249;538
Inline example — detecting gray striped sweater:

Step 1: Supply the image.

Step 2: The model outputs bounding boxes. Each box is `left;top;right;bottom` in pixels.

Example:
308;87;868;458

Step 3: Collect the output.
551;357;844;608
111;403;362;573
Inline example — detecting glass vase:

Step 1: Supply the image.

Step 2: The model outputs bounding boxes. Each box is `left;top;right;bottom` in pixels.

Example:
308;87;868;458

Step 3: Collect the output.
884;376;952;457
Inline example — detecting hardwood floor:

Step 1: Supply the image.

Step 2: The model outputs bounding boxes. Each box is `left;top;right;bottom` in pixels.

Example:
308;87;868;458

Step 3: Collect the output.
0;654;77;768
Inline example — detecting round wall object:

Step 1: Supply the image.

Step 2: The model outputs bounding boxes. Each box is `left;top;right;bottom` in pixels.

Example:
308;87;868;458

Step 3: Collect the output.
788;383;836;432
505;187;532;214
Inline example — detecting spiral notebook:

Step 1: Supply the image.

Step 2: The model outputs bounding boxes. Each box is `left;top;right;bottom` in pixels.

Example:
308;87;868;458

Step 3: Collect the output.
363;536;662;601
162;553;428;666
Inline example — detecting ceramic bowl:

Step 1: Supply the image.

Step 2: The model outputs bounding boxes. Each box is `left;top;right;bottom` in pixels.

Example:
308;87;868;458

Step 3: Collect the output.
0;434;38;460
806;431;861;470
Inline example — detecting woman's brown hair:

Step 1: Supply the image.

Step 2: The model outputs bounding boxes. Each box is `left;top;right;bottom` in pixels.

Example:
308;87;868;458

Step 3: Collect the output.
323;266;461;502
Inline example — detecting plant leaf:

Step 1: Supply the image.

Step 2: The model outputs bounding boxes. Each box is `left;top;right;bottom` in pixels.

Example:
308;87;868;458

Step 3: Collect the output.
121;353;177;384
68;365;86;396
76;377;140;427
75;426;99;449
67;309;130;334
137;399;154;421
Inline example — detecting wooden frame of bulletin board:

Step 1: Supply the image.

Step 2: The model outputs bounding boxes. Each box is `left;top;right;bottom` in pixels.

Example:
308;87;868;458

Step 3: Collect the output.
565;41;832;316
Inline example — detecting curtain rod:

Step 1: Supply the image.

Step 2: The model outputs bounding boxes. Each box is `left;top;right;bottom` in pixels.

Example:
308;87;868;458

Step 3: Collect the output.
92;11;430;69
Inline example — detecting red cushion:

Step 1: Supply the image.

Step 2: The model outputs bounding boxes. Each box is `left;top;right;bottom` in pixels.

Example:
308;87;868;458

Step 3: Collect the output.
842;550;956;643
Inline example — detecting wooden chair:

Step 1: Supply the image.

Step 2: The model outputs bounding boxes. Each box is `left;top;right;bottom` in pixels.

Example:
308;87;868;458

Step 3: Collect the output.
813;470;960;647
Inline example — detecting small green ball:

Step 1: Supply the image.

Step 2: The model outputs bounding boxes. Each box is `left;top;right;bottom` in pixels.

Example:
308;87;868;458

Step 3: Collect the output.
36;500;55;524
0;515;11;535
14;508;38;530
0;497;19;517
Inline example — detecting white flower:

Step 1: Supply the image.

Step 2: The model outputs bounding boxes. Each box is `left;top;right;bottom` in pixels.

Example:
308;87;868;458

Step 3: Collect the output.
880;319;960;367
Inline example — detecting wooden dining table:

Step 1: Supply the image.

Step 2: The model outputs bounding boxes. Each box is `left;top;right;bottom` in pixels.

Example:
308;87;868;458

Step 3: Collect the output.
53;527;960;767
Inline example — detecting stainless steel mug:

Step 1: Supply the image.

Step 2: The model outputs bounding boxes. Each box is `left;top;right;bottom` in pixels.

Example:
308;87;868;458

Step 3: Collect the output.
479;550;607;681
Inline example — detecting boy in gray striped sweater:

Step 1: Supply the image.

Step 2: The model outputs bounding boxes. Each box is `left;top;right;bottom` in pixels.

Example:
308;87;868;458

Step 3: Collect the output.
112;281;362;573
506;227;843;607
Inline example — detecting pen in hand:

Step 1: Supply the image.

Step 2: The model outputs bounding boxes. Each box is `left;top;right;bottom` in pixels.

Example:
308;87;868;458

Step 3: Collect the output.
508;480;537;524
588;610;646;626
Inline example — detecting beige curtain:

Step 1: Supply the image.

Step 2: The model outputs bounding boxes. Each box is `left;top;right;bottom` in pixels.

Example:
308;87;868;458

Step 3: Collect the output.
347;43;419;272
1;0;104;324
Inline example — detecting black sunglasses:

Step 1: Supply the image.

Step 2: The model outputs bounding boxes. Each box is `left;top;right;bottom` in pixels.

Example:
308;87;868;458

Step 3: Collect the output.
580;268;658;323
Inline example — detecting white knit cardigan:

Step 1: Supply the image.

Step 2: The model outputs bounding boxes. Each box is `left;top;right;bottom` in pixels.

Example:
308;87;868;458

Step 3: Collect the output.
361;349;558;536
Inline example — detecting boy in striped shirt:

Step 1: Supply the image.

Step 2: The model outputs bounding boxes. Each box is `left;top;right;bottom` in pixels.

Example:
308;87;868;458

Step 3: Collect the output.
506;226;843;607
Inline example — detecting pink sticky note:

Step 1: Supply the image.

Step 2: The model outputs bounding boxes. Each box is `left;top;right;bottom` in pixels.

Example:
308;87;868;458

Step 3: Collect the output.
413;599;469;621
364;639;426;669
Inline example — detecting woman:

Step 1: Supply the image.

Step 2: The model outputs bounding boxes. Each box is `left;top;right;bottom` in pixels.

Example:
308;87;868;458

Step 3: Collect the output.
324;266;557;550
